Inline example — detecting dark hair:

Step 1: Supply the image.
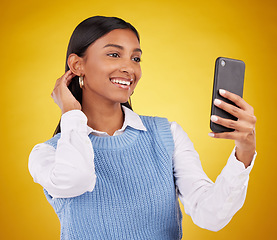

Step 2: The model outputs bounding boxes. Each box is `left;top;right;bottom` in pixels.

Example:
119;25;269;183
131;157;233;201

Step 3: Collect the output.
53;16;140;135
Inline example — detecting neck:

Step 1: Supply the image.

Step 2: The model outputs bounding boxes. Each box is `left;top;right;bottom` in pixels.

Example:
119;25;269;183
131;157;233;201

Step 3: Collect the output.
82;98;124;136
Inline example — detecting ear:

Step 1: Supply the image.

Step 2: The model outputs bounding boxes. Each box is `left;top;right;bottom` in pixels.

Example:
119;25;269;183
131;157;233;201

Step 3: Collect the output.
67;53;85;76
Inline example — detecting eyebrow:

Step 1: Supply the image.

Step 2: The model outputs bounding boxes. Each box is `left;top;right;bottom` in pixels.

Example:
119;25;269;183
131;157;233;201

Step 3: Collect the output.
103;44;142;54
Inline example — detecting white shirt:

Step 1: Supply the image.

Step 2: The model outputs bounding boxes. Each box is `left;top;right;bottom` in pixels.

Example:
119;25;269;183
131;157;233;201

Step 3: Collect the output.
28;106;256;231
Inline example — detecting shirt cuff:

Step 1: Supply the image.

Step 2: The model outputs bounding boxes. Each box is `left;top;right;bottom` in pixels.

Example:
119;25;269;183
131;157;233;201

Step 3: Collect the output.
219;147;256;187
61;110;88;135
228;147;256;171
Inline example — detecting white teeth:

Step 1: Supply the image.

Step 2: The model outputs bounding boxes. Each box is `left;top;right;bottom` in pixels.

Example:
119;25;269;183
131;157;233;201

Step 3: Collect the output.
111;79;131;86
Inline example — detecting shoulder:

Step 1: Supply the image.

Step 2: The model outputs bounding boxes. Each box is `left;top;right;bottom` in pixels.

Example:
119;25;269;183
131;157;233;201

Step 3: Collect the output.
139;115;170;129
44;133;61;149
139;115;174;155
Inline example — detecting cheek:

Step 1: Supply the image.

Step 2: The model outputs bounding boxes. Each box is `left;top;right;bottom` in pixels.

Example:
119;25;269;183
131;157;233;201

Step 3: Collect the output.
133;68;142;89
85;59;115;79
135;65;142;80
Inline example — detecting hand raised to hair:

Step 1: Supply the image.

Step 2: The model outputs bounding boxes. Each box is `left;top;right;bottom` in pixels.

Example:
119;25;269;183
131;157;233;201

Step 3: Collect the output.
51;70;81;114
209;89;256;167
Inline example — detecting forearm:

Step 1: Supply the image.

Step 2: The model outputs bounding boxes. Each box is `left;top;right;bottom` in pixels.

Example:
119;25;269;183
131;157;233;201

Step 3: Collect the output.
178;148;255;231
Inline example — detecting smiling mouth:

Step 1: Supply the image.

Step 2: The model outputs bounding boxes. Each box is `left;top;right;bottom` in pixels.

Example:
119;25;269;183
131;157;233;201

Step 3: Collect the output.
110;77;133;89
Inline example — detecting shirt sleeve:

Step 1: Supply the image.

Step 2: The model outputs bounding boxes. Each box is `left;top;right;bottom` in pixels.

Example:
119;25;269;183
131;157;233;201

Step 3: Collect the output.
170;121;256;232
28;110;96;198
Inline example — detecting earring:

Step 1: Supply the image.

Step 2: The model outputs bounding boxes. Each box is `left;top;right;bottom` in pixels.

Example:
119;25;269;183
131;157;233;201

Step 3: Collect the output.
79;75;84;89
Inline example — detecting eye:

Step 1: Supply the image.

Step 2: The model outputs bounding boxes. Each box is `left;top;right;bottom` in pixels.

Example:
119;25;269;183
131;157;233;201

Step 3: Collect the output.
107;53;120;58
132;57;141;63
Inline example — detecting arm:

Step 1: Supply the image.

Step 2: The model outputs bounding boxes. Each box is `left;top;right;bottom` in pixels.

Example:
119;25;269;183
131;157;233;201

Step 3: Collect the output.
28;70;96;198
171;122;256;232
28;110;96;198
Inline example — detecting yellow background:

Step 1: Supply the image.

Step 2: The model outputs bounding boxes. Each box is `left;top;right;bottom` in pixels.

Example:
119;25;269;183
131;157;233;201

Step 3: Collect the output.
1;0;276;239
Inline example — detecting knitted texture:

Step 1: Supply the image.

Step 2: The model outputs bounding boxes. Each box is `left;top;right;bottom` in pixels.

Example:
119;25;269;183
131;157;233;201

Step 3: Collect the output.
44;116;182;240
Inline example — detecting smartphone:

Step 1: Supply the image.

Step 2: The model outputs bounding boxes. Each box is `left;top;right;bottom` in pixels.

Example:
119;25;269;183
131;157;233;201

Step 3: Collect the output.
210;57;245;133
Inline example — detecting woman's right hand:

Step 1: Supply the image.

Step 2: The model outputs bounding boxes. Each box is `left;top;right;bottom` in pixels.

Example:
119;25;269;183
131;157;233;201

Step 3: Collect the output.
51;70;82;114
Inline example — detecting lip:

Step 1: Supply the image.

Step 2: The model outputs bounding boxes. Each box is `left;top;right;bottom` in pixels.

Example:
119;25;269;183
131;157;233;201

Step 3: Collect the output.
110;76;133;82
109;76;134;90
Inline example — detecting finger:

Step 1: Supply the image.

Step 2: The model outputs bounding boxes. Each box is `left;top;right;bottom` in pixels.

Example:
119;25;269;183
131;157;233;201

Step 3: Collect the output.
208;131;240;140
211;115;255;132
61;70;76;86
219;89;253;113
54;71;76;90
214;98;243;119
53;71;71;88
58;70;71;82
64;72;76;87
209;130;255;143
214;98;257;123
52;71;73;96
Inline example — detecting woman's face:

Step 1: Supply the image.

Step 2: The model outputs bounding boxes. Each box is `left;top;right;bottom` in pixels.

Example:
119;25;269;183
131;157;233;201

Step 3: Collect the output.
81;28;142;105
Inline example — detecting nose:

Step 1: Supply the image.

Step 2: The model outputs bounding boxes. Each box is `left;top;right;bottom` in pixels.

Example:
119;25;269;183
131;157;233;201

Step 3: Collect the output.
119;59;135;76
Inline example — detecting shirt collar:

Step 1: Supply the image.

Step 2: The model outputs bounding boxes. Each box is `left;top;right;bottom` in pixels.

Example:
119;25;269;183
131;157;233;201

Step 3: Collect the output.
87;106;147;137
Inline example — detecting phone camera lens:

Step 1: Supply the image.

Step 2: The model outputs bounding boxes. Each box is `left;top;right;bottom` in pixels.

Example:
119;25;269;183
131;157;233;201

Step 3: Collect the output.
221;60;226;67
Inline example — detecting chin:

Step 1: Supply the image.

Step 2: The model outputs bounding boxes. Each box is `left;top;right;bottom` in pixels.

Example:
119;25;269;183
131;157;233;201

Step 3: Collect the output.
119;98;131;105
113;95;131;104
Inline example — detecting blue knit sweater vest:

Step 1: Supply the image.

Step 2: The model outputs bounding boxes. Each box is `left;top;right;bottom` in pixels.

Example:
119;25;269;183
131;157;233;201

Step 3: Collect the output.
44;116;182;240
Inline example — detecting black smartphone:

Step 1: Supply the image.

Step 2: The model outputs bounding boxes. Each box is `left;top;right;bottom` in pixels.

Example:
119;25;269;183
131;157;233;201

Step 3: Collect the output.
210;57;245;133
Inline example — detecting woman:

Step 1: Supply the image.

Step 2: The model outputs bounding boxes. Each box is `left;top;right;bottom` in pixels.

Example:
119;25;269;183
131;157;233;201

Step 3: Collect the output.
29;16;256;239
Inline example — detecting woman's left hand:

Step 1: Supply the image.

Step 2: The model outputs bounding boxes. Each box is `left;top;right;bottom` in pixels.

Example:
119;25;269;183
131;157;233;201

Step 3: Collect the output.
210;89;256;167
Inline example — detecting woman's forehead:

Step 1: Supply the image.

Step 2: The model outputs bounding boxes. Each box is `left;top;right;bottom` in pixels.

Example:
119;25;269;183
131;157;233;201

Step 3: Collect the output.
90;29;140;50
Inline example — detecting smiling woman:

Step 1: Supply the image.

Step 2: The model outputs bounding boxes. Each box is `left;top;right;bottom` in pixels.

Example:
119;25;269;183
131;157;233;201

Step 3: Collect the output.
52;16;141;135
28;16;256;240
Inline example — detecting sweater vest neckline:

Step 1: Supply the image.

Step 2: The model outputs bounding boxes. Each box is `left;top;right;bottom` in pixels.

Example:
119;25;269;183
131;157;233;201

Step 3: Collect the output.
88;125;141;150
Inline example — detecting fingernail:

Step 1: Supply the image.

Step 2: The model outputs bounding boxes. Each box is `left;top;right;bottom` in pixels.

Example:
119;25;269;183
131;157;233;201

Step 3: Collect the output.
208;132;215;137
211;115;218;122
214;99;221;105
219;89;226;95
